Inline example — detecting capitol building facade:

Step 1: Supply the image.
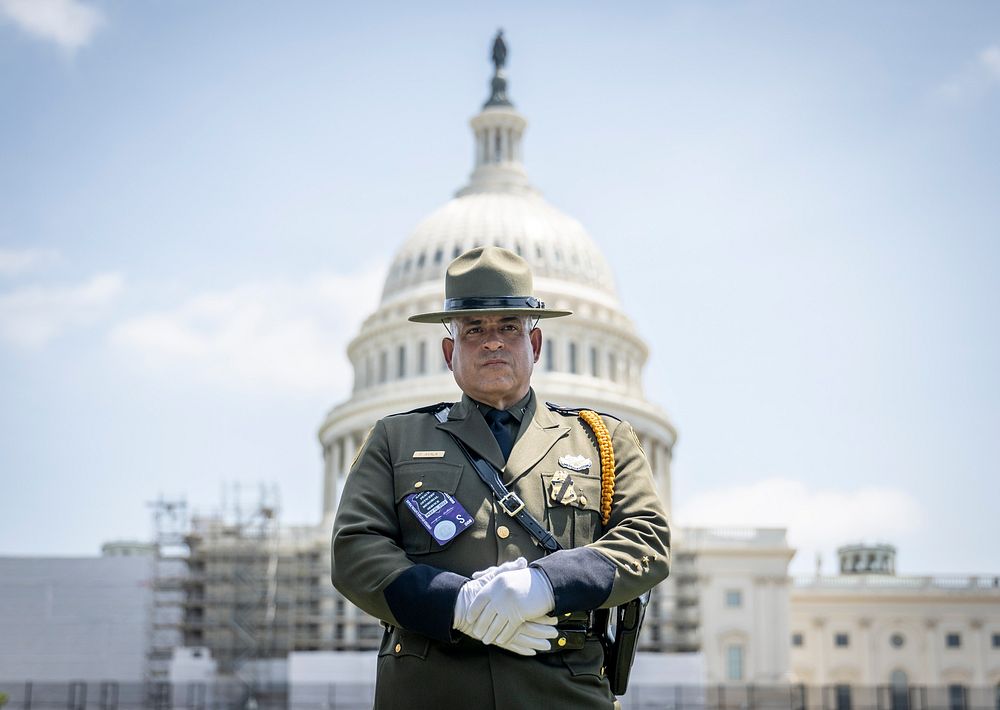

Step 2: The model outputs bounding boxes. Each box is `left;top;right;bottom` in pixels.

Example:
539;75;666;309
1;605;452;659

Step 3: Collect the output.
4;36;997;708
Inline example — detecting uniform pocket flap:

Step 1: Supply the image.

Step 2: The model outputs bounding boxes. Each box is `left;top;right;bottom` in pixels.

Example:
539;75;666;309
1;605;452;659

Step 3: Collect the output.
378;626;431;660
393;461;463;503
541;471;602;513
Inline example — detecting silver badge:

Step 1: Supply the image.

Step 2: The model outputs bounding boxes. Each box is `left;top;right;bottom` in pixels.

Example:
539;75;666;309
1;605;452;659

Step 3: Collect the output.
558;454;592;472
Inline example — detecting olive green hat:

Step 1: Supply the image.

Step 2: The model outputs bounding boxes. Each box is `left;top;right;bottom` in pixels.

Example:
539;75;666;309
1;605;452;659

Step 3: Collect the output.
408;246;573;324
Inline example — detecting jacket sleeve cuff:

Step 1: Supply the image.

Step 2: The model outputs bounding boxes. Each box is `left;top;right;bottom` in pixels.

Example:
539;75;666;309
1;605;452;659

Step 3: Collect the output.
383;565;467;642
530;547;615;614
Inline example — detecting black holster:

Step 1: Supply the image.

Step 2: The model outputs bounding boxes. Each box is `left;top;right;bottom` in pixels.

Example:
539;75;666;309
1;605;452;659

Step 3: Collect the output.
596;590;650;695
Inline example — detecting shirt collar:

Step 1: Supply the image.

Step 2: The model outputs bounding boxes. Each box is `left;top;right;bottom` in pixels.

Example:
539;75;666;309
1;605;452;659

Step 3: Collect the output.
473;389;533;424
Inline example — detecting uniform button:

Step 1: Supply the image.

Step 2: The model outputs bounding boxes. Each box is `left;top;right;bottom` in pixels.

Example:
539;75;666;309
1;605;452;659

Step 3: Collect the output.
414;481;423;489
579;496;587;506
497;526;510;539
557;637;567;647
394;643;401;653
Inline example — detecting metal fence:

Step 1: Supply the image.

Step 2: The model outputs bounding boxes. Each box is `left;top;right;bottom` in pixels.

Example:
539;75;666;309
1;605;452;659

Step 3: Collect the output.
0;682;998;710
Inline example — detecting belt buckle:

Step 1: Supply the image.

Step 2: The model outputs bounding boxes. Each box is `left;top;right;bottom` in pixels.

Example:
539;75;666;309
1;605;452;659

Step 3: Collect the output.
498;492;525;516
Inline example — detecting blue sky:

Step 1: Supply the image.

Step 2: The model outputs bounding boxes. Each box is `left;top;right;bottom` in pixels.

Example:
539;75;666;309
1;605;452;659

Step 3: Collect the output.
1;1;998;576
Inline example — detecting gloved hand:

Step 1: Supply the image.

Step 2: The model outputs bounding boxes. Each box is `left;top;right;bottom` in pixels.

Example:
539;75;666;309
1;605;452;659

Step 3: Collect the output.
453;558;527;636
466;565;556;646
454;558;558;656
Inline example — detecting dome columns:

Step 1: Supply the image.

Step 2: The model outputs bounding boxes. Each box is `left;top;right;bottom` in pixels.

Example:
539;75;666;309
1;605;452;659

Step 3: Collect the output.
460;108;532;196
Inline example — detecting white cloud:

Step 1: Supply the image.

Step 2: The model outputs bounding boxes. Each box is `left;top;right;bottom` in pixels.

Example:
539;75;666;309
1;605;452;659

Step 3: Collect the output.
0;247;60;276
676;478;924;574
110;265;386;396
0;272;123;347
980;45;1000;80
0;0;103;52
937;43;1000;101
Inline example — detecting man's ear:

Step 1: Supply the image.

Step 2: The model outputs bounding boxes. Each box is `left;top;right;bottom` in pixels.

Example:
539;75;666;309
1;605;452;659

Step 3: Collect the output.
442;338;455;371
530;328;542;363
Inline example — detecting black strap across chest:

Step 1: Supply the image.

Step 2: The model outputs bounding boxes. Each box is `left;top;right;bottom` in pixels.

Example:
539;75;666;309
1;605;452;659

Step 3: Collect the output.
434;407;561;553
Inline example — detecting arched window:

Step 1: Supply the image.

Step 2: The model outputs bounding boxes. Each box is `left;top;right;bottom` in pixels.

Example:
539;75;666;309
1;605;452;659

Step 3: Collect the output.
378;350;387;384
725;644;744;681
545;339;555;371
948;685;967;710
834;684;852;710
568;342;578;374
590;346;599;377
417;341;427;376
397;344;406;379
890;670;909;710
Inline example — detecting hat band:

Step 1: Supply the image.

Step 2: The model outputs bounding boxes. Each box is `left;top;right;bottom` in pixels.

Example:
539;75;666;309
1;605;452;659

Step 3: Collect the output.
443;296;545;311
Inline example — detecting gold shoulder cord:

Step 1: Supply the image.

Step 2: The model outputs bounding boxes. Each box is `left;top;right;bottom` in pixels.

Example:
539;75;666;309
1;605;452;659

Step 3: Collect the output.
578;410;615;525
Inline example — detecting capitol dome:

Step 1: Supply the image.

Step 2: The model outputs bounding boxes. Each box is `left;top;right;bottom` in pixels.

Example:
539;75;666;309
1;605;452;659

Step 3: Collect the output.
381;191;618;303
318;40;676;527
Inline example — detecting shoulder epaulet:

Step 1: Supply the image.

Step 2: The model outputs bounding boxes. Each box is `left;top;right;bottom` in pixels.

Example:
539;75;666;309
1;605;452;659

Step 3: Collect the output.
387;402;453;418
544;401;622;422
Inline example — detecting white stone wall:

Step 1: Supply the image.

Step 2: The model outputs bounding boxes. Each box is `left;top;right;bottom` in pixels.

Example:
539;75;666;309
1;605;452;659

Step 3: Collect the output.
790;577;1000;688
680;528;795;685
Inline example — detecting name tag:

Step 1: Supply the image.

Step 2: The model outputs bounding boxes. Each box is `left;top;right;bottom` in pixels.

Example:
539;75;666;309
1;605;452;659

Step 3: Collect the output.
413;450;446;458
404;490;473;545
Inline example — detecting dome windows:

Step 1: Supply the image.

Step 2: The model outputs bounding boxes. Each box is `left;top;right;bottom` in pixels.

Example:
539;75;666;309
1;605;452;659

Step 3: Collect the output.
418;341;428;375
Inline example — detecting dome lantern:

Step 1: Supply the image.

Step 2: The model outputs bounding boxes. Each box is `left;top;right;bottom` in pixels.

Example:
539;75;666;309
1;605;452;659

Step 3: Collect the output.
458;31;534;197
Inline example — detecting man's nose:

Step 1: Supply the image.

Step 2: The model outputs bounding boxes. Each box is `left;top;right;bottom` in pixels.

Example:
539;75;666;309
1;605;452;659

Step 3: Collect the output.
482;332;504;350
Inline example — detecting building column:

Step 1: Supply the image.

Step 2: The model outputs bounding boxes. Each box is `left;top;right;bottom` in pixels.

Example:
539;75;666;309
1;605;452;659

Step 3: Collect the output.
323;442;337;517
971;619;986;685
858;617;873;685
924;619;939;686
345;600;359;645
813;618;828;687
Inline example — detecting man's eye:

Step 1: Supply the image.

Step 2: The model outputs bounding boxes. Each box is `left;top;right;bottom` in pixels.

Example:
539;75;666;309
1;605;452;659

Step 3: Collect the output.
465;327;482;335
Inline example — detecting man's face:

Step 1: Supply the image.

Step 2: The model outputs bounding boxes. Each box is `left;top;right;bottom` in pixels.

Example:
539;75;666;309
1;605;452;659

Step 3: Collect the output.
442;314;542;409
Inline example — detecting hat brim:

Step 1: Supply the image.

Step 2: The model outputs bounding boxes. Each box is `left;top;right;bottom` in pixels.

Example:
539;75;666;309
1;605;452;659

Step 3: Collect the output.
408;307;573;324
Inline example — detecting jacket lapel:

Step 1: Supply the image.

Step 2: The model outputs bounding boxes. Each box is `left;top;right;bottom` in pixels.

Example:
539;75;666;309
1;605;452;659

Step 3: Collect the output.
505;400;570;485
435;395;507;472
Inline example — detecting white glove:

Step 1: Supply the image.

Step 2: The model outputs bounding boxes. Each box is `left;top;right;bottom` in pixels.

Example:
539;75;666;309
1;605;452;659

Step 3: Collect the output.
466;566;556;646
454;558;558;656
453;558;527;636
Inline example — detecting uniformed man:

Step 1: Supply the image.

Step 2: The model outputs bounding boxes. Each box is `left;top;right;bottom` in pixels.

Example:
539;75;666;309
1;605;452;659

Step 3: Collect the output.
331;246;670;709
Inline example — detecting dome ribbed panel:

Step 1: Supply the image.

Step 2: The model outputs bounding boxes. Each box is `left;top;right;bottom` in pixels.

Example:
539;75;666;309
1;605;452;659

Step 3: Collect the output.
381;193;617;303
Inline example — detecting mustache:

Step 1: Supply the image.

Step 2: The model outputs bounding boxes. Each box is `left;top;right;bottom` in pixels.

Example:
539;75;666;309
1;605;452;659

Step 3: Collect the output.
480;356;511;365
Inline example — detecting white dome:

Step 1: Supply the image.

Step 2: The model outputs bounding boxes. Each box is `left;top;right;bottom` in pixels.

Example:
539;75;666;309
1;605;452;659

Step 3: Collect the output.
381;192;617;302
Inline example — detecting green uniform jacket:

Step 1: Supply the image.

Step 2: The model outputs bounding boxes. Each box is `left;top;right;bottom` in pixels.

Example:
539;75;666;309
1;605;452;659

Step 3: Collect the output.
331;390;671;710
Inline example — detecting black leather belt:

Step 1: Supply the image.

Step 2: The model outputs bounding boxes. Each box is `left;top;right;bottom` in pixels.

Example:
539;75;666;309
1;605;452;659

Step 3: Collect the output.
540;610;595;653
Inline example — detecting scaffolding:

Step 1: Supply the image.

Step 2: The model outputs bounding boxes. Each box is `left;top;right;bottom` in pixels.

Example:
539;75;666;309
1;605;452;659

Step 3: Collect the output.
147;497;190;691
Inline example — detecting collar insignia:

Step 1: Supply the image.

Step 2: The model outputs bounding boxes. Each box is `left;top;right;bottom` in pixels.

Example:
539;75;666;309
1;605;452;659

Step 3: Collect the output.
558;454;592;472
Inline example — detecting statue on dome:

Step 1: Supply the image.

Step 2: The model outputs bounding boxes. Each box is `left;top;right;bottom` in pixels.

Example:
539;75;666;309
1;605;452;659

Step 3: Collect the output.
492;30;507;72
486;30;512;107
